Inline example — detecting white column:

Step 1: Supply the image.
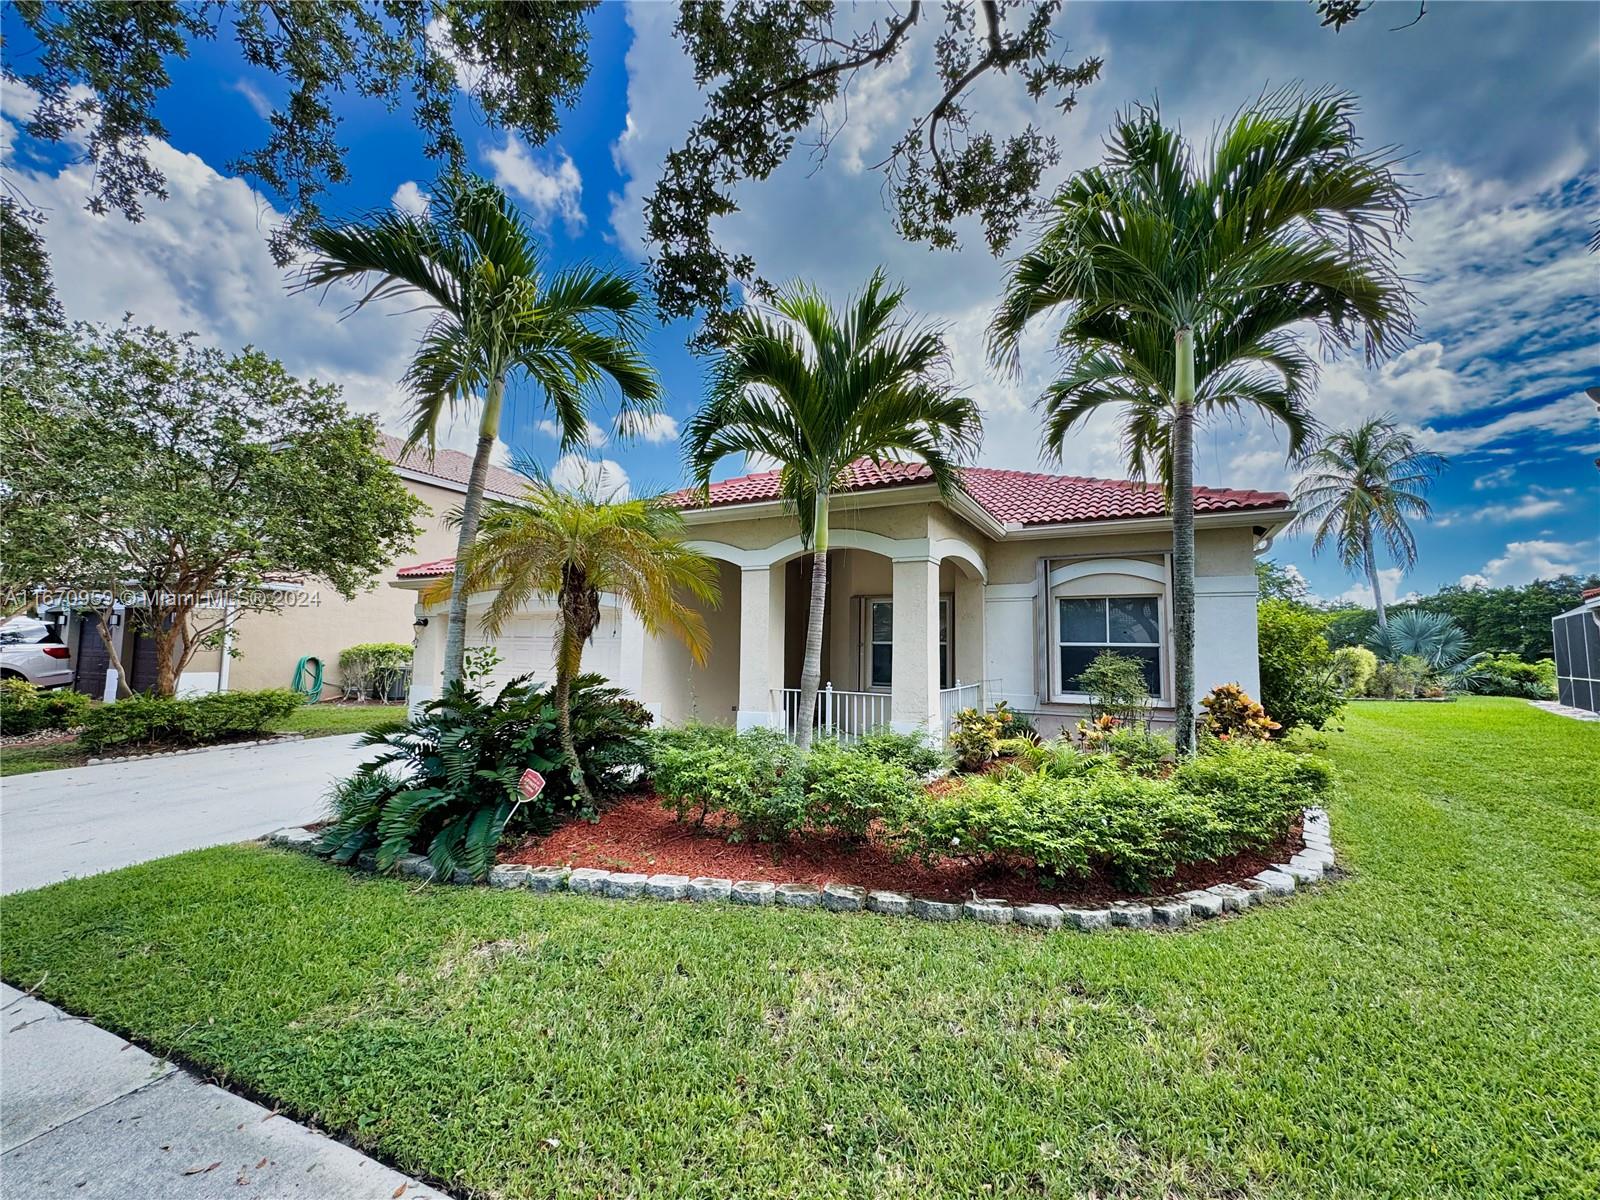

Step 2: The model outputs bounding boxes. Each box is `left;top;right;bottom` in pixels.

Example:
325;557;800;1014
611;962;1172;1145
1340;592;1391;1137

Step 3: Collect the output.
408;601;441;713
736;564;785;730
890;557;941;736
953;570;984;699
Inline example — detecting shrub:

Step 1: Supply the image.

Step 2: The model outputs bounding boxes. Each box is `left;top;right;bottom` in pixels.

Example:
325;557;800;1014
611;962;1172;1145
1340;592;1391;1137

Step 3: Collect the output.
78;688;304;751
802;740;921;840
337;642;412;700
1331;645;1378;696
319;674;651;880
852;727;948;776
0;679;91;734
1200;683;1280;741
896;739;1330;891
1257;599;1343;732
650;724;801;838
1077;650;1153;727
948;705;1011;771
1467;653;1556;700
1369;654;1432;699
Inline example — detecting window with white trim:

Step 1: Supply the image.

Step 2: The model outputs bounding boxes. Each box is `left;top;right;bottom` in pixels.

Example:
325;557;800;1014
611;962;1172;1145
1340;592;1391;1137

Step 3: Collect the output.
1057;595;1162;695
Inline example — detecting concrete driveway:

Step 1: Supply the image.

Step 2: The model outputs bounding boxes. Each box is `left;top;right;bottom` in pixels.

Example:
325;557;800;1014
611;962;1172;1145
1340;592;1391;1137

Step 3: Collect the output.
0;735;375;894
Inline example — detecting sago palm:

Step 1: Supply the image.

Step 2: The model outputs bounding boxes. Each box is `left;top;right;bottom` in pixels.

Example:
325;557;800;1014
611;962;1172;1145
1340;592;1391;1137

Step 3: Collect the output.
684;271;981;750
298;175;661;688
1292;417;1443;626
990;87;1415;753
438;473;720;808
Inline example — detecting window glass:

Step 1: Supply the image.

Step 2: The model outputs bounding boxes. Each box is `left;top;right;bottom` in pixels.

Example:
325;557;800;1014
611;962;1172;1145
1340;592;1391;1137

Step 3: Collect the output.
871;602;893;643
1108;596;1160;643
871;644;893;688
1059;598;1106;643
1060;644;1160;694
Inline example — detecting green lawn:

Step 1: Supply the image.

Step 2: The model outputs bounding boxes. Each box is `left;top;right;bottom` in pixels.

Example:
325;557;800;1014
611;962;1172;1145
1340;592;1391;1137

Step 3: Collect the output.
0;702;404;777
2;698;1595;1199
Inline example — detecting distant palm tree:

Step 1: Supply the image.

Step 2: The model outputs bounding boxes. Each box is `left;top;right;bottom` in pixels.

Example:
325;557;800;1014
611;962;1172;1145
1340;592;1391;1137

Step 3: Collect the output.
990;88;1415;753
1293;417;1443;626
441;474;720;809
298;175;660;688
685;271;981;750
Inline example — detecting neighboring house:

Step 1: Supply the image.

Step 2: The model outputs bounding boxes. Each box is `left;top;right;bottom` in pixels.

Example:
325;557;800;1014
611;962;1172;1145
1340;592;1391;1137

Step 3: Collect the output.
394;460;1294;739
1552;586;1600;713
61;436;525;700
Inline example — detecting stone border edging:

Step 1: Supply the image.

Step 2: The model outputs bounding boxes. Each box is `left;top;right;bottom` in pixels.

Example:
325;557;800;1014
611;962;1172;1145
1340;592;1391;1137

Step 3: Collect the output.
85;733;306;766
266;807;1335;933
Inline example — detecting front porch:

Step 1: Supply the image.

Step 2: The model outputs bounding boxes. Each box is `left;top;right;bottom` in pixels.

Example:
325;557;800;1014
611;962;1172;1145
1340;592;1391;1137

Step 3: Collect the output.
641;535;989;740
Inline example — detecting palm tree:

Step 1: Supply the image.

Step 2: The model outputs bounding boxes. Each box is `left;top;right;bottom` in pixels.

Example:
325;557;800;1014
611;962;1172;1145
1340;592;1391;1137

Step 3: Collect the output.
1292;417;1443;626
685;271;981;750
298;175;661;688
989;88;1415;754
440;473;721;809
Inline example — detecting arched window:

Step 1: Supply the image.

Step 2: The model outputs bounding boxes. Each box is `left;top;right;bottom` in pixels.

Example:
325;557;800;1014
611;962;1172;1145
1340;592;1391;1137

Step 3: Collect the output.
1045;558;1169;702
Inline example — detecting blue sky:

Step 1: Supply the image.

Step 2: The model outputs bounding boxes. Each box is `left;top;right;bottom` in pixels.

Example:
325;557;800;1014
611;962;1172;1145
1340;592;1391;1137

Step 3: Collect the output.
2;1;1595;602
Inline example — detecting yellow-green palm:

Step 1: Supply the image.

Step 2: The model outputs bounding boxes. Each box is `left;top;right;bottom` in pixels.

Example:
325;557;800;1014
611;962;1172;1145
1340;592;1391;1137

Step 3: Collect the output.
437;474;719;806
298;175;660;689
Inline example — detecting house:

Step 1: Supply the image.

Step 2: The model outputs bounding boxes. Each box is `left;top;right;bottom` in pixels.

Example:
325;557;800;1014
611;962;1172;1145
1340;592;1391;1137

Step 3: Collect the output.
393;460;1294;738
1552;586;1600;713
61;436;525;700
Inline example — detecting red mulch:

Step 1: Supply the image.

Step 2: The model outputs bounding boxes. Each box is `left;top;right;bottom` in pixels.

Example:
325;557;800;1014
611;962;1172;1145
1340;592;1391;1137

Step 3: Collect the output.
501;794;1303;905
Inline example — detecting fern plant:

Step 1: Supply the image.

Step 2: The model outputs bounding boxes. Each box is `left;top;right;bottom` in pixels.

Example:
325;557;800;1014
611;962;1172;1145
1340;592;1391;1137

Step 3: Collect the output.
318;673;651;881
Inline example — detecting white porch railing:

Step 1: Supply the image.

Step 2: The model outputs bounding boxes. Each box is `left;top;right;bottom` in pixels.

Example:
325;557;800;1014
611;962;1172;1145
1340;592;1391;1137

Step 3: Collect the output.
939;680;983;732
775;684;892;744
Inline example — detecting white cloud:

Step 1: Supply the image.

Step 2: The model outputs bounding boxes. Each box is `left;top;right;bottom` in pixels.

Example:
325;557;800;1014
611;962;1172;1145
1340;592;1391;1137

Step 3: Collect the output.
1419;391;1596;456
1465;539;1595;586
230;79;272;120
550;454;630;500
391;180;429;217
1472;465;1518;490
1326;567;1420;610
535;417;607;447
485;136;584;234
616;411;680;444
1436;486;1575;526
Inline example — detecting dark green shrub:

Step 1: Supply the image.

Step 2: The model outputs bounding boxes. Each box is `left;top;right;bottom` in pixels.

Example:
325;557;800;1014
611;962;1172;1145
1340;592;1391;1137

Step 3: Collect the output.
802;740;921;840
650;724;802;839
894;740;1330;892
1257;599;1343;731
318;674;651;880
337;642;412;700
1078;650;1153;727
1467;653;1556;699
852;727;947;776
0;679;91;734
78;688;304;751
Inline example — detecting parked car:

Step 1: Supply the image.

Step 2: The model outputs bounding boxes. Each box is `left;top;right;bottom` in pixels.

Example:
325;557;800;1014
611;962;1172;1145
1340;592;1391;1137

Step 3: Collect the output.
0;616;74;688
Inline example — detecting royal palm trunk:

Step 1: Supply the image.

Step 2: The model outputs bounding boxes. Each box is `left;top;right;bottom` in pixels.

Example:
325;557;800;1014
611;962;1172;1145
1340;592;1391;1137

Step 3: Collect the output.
441;376;505;688
794;493;829;752
1171;326;1197;756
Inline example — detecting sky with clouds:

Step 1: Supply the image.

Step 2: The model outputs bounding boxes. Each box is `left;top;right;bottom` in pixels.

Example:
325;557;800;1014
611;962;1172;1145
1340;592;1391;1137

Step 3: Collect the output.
2;1;1595;602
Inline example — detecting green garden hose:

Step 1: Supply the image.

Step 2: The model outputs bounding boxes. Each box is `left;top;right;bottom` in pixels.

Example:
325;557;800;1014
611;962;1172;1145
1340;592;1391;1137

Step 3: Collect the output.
292;655;324;701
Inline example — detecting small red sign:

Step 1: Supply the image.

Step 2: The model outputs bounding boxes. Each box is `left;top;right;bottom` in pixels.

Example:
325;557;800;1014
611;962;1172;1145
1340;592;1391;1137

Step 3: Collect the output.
518;769;545;800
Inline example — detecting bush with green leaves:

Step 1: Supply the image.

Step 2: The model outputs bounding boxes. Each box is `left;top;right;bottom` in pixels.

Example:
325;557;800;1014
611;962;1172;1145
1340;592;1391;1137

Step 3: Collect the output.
1331;645;1378;696
77;688;304;751
801;739;922;840
0;679;91;734
948;705;1009;771
1464;653;1555;700
318;674;651;880
337;642;412;701
851;727;948;776
1257;598;1343;732
1077;650;1153;728
649;723;801;837
1369;654;1435;699
896;739;1329;891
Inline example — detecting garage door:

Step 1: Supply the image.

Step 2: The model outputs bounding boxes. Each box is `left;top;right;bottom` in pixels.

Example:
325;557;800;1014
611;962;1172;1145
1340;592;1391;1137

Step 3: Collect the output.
475;609;623;696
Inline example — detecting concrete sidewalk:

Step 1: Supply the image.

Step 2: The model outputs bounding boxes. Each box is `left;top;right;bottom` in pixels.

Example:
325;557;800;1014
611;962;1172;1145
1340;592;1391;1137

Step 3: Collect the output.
1;983;448;1199
1;733;373;894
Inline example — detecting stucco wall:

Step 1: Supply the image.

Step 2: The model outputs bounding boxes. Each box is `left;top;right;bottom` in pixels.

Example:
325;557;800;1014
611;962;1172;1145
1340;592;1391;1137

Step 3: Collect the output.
225;478;463;695
640;559;742;726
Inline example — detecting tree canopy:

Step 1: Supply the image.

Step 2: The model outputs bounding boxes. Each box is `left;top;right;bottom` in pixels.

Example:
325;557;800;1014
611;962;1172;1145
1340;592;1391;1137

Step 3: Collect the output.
1;322;423;695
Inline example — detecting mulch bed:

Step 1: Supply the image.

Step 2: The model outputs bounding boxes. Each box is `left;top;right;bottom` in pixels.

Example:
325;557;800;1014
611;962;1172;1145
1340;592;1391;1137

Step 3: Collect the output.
502;793;1303;905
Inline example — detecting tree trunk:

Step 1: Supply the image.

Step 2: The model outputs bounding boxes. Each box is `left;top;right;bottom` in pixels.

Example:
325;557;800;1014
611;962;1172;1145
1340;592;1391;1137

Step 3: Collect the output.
556;564;601;813
440;375;505;689
149;604;188;698
1365;534;1388;627
794;494;829;752
92;608;133;700
1171;326;1198;756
